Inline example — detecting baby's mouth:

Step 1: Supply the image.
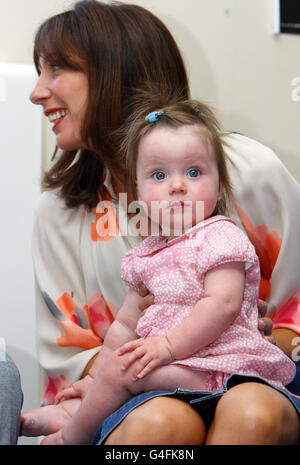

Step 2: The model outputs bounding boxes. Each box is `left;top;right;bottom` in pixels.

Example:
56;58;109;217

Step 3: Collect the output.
168;200;184;208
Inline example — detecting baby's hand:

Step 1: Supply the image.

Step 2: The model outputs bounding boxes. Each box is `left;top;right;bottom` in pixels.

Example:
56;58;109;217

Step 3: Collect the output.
54;386;78;405
118;336;174;379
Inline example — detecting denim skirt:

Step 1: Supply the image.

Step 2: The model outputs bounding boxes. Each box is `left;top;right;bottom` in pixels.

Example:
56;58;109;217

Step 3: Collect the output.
90;373;300;445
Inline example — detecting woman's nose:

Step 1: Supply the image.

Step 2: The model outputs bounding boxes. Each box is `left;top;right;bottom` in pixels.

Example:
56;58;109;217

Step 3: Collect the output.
29;75;51;105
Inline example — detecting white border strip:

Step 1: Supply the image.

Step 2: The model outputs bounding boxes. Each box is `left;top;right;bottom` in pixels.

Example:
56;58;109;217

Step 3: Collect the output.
274;0;280;34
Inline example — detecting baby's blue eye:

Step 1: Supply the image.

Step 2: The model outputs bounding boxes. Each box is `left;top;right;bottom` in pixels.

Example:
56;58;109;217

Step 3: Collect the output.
187;168;201;178
152;171;166;181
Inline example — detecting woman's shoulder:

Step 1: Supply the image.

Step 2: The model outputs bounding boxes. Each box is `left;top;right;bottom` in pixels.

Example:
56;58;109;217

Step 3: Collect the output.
222;133;299;199
223;132;274;154
35;189;64;210
34;189;83;229
222;133;285;172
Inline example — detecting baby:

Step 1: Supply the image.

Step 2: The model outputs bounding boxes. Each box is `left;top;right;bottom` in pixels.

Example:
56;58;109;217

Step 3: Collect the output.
21;100;296;444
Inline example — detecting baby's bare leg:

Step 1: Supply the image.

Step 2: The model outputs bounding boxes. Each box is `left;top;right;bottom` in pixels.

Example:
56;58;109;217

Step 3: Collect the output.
132;363;208;393
43;354;208;445
21;375;94;437
21;397;82;437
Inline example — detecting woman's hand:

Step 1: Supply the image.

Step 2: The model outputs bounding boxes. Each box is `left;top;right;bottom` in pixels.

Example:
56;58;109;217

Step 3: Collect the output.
118;336;174;379
257;299;277;345
138;284;154;315
257;300;299;358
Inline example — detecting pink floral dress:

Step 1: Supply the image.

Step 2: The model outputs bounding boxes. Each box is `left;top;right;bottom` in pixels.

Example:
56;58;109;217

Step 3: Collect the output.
121;215;296;392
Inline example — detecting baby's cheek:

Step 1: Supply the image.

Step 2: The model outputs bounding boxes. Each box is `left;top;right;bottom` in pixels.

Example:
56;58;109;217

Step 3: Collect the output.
202;190;220;219
139;183;158;203
139;188;161;218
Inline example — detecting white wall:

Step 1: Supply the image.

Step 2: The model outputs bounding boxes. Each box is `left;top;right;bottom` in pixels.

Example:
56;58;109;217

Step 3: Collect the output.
0;64;42;444
122;0;300;181
1;0;299;180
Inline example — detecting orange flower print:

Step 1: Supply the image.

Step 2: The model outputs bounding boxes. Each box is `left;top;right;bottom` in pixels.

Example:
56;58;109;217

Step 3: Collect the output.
88;294;118;340
272;290;300;333
42;291;118;349
235;205;281;301
41;374;71;406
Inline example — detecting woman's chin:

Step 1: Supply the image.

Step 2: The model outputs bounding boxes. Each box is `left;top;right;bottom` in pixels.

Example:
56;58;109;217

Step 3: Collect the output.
55;135;82;152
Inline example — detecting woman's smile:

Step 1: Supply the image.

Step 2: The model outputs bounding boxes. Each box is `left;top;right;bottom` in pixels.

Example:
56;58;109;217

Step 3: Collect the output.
45;108;68;131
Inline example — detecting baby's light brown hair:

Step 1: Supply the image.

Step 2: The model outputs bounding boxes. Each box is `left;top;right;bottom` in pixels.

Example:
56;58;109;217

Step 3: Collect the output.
123;100;233;216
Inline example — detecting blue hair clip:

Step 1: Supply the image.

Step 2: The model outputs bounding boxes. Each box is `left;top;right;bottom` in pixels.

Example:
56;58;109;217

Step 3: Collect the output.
145;110;164;123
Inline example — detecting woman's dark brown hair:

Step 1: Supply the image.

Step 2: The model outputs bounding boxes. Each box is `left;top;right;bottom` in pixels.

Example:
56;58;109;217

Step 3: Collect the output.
123;100;233;216
34;0;190;207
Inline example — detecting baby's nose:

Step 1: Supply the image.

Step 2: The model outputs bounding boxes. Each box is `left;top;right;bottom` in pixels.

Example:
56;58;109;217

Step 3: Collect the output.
169;177;187;194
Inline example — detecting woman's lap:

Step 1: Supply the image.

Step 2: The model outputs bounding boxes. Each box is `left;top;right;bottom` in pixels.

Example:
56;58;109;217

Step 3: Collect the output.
103;396;207;445
207;379;300;444
91;374;300;445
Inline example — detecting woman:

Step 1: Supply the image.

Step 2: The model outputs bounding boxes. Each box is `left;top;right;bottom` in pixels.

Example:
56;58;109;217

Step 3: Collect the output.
28;0;300;444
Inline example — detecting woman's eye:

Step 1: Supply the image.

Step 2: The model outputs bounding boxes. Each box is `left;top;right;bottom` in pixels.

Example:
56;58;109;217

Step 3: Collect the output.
51;64;61;73
187;168;201;178
152;171;166;181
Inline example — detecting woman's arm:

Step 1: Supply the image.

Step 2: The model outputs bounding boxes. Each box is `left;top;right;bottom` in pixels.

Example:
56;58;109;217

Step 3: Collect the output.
225;135;300;345
33;192;101;404
272;328;299;358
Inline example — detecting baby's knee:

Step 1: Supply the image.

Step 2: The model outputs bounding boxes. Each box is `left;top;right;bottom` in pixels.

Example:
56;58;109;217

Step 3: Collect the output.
101;351;130;386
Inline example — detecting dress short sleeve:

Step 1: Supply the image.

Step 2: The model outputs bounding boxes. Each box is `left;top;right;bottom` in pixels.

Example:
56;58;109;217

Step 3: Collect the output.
199;218;259;273
121;249;143;291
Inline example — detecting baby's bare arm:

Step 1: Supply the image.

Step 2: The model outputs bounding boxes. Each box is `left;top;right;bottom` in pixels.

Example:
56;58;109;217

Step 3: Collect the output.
166;262;245;360
55;289;142;405
88;288;142;377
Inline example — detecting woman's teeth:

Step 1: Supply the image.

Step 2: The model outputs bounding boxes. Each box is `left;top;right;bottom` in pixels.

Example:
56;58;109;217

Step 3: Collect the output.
48;110;67;123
